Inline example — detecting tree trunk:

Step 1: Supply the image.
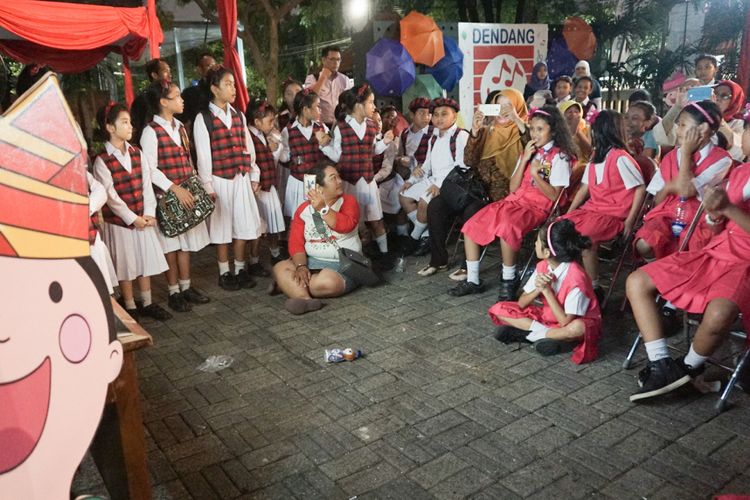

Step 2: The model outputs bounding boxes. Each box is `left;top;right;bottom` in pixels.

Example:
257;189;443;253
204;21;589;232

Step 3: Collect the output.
481;0;493;22
457;0;469;22
467;0;480;22
494;0;503;22
515;0;525;23
266;15;279;103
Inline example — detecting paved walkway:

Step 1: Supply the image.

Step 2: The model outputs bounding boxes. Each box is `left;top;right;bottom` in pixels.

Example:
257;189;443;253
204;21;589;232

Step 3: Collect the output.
75;247;750;499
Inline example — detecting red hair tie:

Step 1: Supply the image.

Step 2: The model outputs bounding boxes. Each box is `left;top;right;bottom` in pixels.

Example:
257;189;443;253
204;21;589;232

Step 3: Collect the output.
103;100;116;118
357;83;369;97
258;101;268;114
29;64;40;76
302;87;313;96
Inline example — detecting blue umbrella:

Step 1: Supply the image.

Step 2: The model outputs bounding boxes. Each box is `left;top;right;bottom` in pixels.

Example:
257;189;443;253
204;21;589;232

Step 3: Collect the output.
366;38;416;97
546;37;578;80
426;36;464;90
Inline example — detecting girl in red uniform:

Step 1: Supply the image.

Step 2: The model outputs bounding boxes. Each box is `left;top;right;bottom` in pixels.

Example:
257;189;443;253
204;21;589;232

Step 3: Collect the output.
635;101;732;261
450;105;576;299
93;102;171;321
561;110;646;293
489;219;601;363
247;99;286;268
627;122;750;401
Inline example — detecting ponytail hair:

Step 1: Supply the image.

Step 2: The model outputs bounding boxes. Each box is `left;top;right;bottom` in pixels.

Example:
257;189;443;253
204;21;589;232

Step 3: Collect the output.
145;80;178;121
293;88;319;116
678;100;727;149
246;98;276;124
528;105;578;160
337;83;373;120
95;101;129;141
201;66;233;107
591;110;628;163
538;219;591;263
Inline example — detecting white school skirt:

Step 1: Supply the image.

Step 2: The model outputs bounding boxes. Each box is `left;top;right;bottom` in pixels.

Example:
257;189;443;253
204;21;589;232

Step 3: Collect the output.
256;185;286;234
102;222;169;282
344;178;383;222
400;177;432;203
379;174;405;215
157;220;210;254
284;176;306;218
90;233;118;294
208;173;265;244
277;164;290;211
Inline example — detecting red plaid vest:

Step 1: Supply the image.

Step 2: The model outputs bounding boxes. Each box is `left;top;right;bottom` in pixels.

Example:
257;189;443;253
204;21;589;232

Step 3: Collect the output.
401;125;433;165
337;118;378;183
100;147;144;228
209;109;252;179
88;212;99;244
429;128;465;163
250;132;277;191
150;121;193;192
287;122;325;181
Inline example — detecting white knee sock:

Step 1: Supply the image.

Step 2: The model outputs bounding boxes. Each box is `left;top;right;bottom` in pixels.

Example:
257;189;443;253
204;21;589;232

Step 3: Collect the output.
218;261;230;275
168;284;180;296
407;210;418;225
234;260;245;274
502;264;516;281
396;224;409;236
411;221;428;240
141;289;152;307
684;344;708;369
270;246;281;258
179;279;191;292
466;260;480;285
375;233;388;253
644;338;669;361
124;298;136;310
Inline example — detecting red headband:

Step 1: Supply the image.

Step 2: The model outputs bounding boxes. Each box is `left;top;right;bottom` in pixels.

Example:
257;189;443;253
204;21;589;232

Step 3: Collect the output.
546;222;557;257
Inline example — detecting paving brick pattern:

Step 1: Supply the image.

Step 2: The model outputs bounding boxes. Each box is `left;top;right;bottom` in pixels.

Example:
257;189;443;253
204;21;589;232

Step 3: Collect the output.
72;246;750;499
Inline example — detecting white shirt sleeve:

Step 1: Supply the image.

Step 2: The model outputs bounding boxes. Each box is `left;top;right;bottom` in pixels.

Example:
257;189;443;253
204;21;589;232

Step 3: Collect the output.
373;136;389;155
728;119;744;161
421;138;433;178
694;156;733;192
241;114;260;183
646;168;665;195
581;163;591;185
139;126;175;192
94;156;138;226
563;287;590;316
373;139;398;183
549;153;571;187
320;126;342;163
140;152;158;217
279;127;291;163
87;172;107;215
522;270;538;294
453;130;470;170
193;112;215;194
616;155;644;189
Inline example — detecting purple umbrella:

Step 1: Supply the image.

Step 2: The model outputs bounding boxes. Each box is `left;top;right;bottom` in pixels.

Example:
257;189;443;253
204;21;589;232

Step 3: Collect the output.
366;38;416;96
426;36;464;90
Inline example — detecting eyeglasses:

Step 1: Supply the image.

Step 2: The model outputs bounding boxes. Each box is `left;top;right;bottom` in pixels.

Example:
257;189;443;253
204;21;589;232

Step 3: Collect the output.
326;57;342;62
715;93;733;101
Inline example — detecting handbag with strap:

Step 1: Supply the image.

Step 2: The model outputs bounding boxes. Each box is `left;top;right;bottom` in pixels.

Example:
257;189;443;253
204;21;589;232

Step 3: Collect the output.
310;211;381;287
439;166;489;212
156;126;215;238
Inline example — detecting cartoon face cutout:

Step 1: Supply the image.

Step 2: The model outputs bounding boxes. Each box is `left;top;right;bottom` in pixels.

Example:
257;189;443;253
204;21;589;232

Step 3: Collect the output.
0;257;122;498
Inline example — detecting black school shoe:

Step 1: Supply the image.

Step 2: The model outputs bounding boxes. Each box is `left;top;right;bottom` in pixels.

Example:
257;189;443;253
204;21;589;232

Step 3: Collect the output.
218;272;241;291
630;357;695;402
494;325;531;344
167;292;192;312
182;287;210;304
247;262;271;277
412;237;431;257
497;278;519;302
534;338;572;357
236;269;256;289
448;280;485;296
141;302;174;321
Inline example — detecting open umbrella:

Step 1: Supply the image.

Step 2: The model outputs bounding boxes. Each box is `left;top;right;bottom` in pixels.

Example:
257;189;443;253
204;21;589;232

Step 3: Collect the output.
366;38;416;96
401;74;443;115
563;17;596;61
400;11;444;67
426;36;463;90
546;37;578;80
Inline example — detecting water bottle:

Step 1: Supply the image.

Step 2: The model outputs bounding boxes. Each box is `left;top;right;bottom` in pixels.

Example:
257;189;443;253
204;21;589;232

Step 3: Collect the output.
671;197;688;238
325;348;362;363
394;256;405;273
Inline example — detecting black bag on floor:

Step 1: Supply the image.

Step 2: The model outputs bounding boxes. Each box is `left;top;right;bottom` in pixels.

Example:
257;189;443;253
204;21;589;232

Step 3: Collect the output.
439;166;488;212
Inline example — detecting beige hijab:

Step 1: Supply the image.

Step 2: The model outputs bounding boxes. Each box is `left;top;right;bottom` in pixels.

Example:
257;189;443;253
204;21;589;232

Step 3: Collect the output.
481;88;528;177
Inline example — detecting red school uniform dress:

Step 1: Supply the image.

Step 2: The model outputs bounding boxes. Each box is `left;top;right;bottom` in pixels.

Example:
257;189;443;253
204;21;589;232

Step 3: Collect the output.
561;148;644;243
642;162;750;334
635;144;732;258
461;143;571;251
488;260;602;364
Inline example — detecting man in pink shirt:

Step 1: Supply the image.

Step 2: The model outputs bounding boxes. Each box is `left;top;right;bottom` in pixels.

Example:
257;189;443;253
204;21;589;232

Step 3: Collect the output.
304;46;353;127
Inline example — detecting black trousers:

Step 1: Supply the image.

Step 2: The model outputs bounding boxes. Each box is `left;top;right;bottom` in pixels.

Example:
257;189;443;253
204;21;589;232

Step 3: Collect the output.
427;195;485;267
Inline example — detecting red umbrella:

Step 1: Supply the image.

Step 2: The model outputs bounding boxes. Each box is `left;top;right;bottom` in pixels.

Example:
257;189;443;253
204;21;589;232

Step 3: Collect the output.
400;11;444;67
563;17;596;62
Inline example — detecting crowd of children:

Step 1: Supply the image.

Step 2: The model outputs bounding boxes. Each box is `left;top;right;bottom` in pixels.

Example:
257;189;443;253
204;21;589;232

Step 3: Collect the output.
72;48;750;404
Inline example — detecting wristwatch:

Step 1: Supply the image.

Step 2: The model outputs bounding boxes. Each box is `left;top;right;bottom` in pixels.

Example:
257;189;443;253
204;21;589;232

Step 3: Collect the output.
319;205;330;216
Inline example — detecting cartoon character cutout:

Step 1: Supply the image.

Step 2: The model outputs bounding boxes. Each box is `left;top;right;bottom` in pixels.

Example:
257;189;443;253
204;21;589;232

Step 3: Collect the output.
0;74;123;499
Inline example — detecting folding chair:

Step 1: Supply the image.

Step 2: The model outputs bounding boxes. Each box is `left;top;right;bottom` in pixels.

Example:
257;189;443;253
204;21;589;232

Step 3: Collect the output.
445;218;487;266
716;329;749;413
518;188;567;282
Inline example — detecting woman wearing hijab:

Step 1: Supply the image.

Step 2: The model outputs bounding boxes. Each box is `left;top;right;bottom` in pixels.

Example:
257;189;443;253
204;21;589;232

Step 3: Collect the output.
574;60;602;110
714;79;747;160
523;62;551;102
559;100;590;193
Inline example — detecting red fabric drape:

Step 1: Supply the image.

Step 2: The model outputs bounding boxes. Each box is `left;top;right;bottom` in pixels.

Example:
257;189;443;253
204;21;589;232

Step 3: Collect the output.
739;6;750;97
146;0;160;60
122;55;134;106
216;0;249;112
0;0;163;73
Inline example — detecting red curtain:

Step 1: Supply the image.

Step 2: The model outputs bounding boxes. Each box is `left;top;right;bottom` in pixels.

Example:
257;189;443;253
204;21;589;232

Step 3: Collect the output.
739;5;750;96
216;0;249;112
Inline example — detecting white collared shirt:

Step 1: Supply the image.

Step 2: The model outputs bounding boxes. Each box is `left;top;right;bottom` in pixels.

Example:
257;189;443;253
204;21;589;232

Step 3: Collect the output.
421;124;469;187
320;115;388;164
249;125;282;162
404;124;430;159
647;143;732;195
582;151;643;188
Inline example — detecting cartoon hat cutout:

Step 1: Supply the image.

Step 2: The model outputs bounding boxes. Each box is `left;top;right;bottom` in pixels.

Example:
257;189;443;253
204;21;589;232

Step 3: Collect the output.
0;73;89;259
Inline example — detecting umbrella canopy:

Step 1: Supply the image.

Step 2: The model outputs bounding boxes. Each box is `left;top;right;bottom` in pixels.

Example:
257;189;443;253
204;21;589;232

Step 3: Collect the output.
546;37;578;80
401;74;443;115
366;38;416;97
563;17;596;61
426;36;463;90
400;11;444;67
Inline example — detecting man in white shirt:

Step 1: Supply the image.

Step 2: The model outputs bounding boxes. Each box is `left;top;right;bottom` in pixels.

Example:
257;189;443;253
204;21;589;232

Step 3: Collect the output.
304;46;353;127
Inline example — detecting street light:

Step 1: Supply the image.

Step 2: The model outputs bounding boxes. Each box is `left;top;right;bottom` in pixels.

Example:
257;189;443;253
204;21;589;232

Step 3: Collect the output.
344;0;369;32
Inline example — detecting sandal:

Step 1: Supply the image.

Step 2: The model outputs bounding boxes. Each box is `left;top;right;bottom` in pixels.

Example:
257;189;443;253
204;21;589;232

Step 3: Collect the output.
448;268;467;281
417;265;447;277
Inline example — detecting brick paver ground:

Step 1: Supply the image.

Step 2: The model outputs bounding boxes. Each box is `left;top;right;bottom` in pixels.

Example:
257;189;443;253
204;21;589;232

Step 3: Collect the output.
73;244;750;499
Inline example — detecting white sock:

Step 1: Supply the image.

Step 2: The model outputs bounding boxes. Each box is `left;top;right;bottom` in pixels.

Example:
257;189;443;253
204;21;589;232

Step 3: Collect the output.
422;229;429;238
663;301;676;310
396;224;409;236
168;284;180;296
684;344;708;369
270;246;281;258
644;338;669;361
502;264;516;281
406;210;418;225
592;279;600;288
234;260;245;274
141;289;152;307
178;279;191;292
375;233;388;253
466;260;480;285
411;221;428;240
124;298;136;310
526;330;547;342
249;256;260;265
218;261;230;275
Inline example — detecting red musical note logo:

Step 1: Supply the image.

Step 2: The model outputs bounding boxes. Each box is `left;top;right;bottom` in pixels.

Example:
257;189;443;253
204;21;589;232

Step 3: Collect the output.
491;59;525;87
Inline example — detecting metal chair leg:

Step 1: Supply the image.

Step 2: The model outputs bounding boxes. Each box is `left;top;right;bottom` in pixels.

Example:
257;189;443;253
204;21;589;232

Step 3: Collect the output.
623;334;642;369
602;240;630;309
716;347;750;414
